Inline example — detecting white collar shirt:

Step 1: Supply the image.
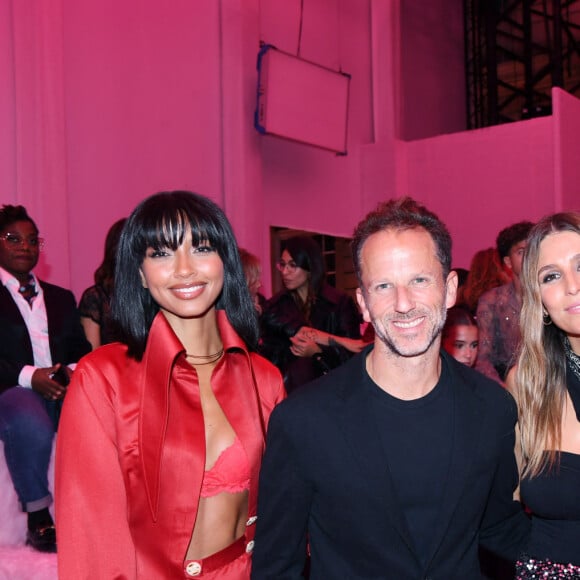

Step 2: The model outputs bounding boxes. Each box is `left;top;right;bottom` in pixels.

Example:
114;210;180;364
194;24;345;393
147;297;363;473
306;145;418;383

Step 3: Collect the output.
0;266;52;387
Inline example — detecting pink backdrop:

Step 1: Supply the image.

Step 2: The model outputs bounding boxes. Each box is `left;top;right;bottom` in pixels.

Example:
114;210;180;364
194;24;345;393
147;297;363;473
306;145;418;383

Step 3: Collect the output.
1;0;578;299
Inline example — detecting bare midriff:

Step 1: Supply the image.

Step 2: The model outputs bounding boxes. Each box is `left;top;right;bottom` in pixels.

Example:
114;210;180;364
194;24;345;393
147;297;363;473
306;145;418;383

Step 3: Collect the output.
186;490;249;559
185;358;249;560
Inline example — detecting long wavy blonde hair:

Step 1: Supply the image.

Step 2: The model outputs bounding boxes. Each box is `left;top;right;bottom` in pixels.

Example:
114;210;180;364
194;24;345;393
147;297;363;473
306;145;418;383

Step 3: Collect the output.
515;211;580;478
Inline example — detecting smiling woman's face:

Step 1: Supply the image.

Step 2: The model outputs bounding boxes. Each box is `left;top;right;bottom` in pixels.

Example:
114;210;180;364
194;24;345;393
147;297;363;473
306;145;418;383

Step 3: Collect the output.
537;230;580;352
139;229;224;327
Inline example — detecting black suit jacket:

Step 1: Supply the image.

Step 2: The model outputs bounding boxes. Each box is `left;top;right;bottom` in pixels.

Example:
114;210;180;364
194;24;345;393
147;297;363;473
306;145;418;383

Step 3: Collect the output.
0;280;91;393
252;349;529;580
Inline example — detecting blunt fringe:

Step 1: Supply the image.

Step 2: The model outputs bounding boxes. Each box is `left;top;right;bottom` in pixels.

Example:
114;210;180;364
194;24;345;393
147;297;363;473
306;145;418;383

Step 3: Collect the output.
112;191;259;360
351;196;452;284
515;211;580;478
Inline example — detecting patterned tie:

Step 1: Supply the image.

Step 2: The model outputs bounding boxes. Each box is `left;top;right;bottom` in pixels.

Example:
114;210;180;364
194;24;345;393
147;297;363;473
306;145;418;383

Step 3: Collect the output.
18;275;37;306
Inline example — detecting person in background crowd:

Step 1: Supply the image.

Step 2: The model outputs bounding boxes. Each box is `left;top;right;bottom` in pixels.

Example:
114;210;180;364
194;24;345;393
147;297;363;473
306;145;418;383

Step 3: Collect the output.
79;217;126;349
238;248;266;315
459;247;511;315
252;197;529;579
259;235;361;394
452;267;469;306
476;221;535;382
0;204;90;553
56;191;284;578
506;211;580;577
442;305;479;368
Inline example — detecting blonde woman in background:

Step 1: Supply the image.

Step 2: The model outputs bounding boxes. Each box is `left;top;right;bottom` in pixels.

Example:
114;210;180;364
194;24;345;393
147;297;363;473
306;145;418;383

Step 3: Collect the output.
239;248;266;315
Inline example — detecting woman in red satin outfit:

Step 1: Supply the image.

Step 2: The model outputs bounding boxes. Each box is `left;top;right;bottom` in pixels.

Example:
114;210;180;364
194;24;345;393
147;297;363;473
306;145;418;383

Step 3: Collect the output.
56;191;285;579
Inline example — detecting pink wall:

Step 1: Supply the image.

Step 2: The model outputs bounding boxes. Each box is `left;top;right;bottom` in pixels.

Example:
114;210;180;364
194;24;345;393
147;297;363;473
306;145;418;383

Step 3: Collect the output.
2;1;72;286
403;118;556;268
255;0;375;293
0;1;16;204
1;0;577;301
62;0;225;294
399;0;466;140
552;87;580;211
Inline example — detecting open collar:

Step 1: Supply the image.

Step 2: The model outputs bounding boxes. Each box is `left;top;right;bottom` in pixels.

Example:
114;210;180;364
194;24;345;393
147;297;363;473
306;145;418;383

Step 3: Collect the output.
139;310;251;519
335;349;483;568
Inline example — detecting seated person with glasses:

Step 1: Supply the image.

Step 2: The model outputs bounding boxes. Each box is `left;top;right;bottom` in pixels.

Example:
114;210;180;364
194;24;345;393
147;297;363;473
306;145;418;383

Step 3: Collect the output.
260;236;362;394
0;205;90;552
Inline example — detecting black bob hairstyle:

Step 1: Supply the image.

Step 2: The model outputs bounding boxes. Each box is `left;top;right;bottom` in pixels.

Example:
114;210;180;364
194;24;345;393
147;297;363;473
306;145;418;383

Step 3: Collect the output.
112;191;259;360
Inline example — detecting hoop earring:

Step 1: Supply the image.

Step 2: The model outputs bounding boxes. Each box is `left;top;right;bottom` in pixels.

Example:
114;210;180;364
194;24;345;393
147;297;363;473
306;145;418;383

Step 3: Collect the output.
542;310;552;326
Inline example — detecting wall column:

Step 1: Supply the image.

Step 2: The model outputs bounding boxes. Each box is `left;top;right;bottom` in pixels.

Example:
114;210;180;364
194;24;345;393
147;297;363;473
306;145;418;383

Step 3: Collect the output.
219;0;264;255
10;0;71;286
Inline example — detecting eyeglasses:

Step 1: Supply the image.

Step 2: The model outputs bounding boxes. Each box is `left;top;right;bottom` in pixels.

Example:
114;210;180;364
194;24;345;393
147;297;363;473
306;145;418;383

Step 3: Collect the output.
276;259;299;273
0;233;45;250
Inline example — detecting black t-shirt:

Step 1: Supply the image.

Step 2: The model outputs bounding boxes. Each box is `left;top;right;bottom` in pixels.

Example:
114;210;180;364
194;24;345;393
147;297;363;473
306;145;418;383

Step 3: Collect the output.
366;357;453;562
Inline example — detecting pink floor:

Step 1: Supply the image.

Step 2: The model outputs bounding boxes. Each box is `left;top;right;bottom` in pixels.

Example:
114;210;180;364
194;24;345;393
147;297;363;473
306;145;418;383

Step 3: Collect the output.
0;546;57;580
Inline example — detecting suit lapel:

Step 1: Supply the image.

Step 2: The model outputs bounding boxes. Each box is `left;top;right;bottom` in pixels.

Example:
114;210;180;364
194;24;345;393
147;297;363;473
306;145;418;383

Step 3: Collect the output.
335;350;418;559
139;313;185;521
336;350;484;570
0;283;34;360
0;283;26;323
423;353;483;568
41;283;62;335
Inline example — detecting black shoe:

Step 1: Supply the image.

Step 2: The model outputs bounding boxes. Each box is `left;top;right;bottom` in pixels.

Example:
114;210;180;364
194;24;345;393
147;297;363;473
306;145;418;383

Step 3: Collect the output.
26;524;57;553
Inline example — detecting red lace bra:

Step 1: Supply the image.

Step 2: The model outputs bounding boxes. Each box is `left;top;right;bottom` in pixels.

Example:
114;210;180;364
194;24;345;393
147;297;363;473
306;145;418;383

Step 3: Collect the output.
200;437;251;498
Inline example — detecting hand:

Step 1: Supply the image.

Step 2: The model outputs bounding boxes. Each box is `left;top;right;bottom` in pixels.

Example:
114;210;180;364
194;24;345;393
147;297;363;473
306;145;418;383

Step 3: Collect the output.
31;365;69;401
294;326;328;345
290;333;322;358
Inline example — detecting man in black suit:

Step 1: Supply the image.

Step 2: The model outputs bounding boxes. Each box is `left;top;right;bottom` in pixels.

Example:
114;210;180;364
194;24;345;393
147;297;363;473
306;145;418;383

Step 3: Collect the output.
252;197;529;579
0;205;90;552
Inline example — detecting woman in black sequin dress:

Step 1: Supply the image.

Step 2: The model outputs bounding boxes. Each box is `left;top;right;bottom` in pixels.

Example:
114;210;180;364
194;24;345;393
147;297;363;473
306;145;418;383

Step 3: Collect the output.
507;212;580;579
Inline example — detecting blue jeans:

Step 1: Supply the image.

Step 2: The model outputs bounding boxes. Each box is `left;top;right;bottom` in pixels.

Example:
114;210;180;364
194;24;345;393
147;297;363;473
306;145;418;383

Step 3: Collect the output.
0;387;57;512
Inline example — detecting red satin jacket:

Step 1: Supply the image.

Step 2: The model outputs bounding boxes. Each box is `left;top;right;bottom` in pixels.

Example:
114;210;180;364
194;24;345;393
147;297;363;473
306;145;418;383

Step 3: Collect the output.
56;311;285;579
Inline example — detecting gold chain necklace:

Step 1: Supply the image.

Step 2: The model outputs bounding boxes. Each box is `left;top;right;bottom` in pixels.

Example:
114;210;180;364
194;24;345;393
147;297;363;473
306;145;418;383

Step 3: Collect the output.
185;348;224;365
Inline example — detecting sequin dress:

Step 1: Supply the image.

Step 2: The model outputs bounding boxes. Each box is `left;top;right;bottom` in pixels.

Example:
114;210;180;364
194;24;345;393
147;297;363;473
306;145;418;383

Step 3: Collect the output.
517;369;580;578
